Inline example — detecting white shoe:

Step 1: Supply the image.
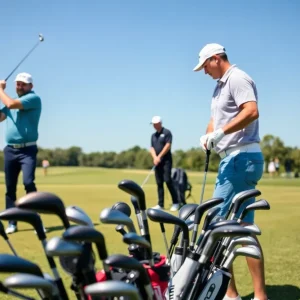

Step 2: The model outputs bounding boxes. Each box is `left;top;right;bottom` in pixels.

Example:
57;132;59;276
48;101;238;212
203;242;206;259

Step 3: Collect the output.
223;295;242;300
5;224;18;234
170;204;180;212
152;205;164;210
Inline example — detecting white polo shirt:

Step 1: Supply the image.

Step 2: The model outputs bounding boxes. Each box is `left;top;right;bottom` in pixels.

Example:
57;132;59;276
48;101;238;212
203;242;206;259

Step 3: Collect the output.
211;65;260;153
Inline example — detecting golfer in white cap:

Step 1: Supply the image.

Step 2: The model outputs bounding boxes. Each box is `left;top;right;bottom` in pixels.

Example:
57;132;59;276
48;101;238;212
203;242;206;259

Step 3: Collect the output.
194;44;269;300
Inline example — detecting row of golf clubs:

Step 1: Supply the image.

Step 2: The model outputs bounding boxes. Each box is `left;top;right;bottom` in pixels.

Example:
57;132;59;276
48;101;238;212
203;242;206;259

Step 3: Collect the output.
0;178;270;300
0;178;167;300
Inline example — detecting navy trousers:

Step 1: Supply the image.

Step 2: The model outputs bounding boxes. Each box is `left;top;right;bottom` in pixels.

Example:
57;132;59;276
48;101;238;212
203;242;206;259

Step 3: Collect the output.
155;160;178;207
4;145;38;226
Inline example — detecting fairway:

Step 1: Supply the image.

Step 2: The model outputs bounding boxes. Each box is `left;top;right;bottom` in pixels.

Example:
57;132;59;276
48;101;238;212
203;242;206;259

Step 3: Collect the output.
0;167;299;300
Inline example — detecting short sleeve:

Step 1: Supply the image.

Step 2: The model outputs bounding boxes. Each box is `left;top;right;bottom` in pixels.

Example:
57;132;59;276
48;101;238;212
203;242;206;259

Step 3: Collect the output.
20;93;41;110
230;75;257;107
165;130;172;143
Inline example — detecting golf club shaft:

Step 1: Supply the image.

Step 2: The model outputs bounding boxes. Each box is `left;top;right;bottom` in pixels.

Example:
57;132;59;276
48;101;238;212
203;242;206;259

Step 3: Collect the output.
199;150;211;205
7;240;18;256
141;166;155;188
5;36;43;81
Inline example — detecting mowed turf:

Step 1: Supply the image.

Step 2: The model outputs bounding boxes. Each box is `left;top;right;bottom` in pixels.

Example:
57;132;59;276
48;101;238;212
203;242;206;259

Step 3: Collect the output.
0;167;299;300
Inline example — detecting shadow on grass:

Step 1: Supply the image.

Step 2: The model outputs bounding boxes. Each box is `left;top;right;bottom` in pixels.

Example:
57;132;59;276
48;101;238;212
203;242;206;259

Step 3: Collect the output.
244;285;300;300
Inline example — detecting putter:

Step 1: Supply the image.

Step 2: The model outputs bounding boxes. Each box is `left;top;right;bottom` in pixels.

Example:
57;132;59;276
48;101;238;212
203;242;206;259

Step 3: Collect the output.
5;34;44;81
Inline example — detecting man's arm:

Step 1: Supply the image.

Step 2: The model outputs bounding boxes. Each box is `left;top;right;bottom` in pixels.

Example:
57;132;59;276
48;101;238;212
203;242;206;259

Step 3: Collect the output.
0;89;24;109
150;147;157;159
206;117;214;134
222;101;258;134
157;143;171;159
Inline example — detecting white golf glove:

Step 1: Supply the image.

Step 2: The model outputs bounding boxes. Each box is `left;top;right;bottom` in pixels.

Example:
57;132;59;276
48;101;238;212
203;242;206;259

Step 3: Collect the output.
200;128;225;150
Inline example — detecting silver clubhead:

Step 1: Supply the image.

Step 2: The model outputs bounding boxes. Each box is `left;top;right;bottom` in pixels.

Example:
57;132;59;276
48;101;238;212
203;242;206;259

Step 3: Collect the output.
46;236;83;256
244;224;261;235
223;245;261;269
66;206;94;227
224;236;258;259
100;207;136;233
4;273;59;297
85;281;141;300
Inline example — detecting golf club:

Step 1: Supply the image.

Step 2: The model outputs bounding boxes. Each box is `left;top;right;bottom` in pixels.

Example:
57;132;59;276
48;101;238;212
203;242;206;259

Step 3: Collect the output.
5;34;44;81
65;205;94;227
199;150;211;205
141;166;155;188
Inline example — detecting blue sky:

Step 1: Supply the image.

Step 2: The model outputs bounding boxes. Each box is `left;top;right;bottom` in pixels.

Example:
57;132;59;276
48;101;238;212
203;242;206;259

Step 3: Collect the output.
0;0;299;153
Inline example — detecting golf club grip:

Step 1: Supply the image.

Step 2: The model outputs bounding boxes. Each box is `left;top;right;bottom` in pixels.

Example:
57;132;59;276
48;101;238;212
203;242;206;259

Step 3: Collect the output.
205;150;211;172
54;277;69;300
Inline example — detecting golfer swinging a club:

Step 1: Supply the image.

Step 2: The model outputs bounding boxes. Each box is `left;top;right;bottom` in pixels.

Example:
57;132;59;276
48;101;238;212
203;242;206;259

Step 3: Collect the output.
0;73;42;234
194;43;269;300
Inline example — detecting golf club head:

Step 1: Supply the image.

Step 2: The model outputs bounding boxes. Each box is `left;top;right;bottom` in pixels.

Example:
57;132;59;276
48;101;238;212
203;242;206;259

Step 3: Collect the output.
0;207;46;240
85;281;141;300
178;204;198;220
244;224;261;235
112;202;131;217
130;196;140;214
147;208;189;240
239;199;270;221
194;197;224;225
231;189;261;216
100;207;136;233
65;205;94;227
223;245;261;269
118;180;146;210
200;225;253;263
0;254;43;277
39;34;44;42
4;273;58;296
16;192;70;229
62;225;107;260
226;236;258;256
123;232;151;249
105;254;150;284
46;237;83;257
202;207;221;231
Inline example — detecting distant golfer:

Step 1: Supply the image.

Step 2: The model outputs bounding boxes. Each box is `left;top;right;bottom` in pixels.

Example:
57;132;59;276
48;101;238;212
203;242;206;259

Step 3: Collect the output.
150;116;179;211
0;73;42;234
42;159;50;176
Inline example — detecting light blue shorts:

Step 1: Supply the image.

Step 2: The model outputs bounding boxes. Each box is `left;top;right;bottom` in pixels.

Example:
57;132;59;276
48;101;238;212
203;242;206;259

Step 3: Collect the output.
213;152;264;224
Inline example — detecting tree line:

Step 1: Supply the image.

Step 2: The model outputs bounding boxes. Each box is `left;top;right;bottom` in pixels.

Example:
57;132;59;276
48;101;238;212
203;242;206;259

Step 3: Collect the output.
0;134;299;173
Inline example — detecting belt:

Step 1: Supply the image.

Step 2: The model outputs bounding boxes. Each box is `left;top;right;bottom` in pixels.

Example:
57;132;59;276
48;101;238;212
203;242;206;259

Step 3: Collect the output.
8;142;37;149
219;143;261;159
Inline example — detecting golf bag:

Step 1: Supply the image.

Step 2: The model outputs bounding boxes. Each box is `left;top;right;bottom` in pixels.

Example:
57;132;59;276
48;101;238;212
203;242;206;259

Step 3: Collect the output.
95;253;170;300
171;168;192;205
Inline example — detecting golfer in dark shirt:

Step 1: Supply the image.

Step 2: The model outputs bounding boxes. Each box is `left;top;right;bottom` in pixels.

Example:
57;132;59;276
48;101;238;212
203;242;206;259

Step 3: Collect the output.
150;116;179;211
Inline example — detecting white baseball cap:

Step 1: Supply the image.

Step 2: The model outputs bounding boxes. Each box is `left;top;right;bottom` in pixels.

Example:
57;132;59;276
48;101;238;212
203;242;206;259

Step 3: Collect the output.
14;72;33;84
150;116;162;124
193;43;226;72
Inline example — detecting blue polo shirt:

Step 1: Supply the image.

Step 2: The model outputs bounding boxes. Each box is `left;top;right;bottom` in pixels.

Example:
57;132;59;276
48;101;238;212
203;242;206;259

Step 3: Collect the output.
1;91;42;144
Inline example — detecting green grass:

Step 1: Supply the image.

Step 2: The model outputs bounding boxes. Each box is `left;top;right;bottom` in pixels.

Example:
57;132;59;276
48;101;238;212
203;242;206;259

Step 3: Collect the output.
0;167;299;300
